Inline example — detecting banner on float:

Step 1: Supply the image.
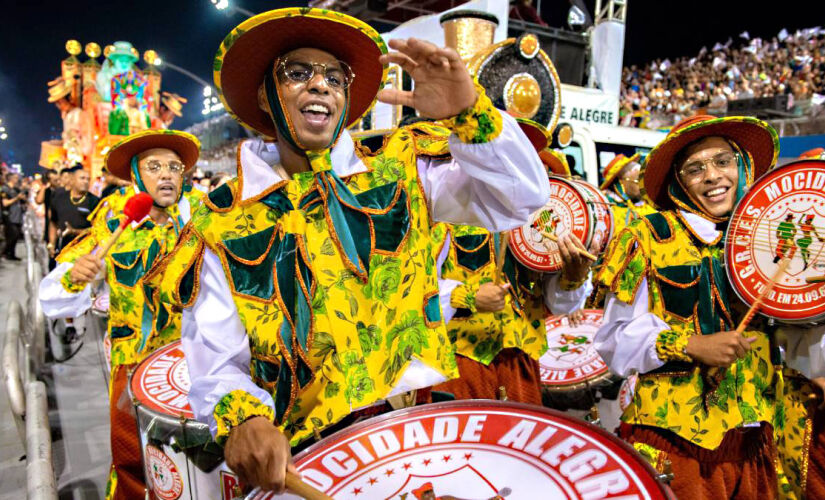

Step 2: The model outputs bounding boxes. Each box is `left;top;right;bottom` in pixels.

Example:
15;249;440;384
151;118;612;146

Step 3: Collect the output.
559;84;619;126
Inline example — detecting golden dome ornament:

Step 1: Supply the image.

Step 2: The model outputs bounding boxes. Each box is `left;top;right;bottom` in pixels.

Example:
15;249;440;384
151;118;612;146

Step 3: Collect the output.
65;40;82;56
85;42;101;59
504;73;541;119
143;50;158;65
104;45;115;58
518;34;540;59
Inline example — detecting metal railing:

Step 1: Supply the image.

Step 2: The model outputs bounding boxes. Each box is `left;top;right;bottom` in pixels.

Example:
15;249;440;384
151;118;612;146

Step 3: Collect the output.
2;300;26;443
26;381;57;499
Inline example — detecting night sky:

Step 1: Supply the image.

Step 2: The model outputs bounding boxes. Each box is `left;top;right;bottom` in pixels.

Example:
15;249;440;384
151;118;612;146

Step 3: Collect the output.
0;0;813;174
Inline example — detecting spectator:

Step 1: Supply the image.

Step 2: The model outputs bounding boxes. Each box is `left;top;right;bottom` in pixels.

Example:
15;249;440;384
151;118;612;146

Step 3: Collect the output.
35;170;61;257
99;168;131;200
48;164;99;260
1;172;27;260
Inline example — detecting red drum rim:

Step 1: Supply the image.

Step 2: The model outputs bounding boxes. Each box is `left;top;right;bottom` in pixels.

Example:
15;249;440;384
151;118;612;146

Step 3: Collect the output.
575;181;615;255
725;159;825;323
129;341;195;420
509;177;593;273
540;309;612;391
293;400;674;499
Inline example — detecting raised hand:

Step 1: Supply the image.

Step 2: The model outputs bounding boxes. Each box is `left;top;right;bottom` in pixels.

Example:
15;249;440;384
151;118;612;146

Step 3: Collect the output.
377;38;477;120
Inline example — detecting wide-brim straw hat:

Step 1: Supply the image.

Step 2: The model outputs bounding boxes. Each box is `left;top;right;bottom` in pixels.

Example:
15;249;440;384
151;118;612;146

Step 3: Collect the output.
642;115;778;208
516;118;550;153
600;153;640;190
539;149;571;176
213;7;388;139
105;130;200;181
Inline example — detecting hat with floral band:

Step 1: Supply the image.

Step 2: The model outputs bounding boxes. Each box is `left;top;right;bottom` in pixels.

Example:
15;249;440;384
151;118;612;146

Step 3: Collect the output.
213;7;388;140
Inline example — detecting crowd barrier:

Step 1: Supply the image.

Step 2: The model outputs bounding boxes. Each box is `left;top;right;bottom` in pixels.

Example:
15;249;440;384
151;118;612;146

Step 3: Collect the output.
1;212;58;499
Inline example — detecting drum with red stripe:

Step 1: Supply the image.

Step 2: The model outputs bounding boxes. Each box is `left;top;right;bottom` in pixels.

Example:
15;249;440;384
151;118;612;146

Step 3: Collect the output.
130;341;236;500
509;177;613;273
539;310;620;410
256;400;672;499
726;159;825;324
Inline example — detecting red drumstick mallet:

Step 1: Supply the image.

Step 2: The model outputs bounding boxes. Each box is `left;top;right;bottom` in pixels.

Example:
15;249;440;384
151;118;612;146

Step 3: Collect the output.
96;193;154;258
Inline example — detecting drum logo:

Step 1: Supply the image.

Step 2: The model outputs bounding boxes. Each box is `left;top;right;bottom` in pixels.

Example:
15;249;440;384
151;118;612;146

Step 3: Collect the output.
133;343;194;418
540;311;608;387
293;404;664;499
145;445;183;500
727;164;825;321
509;180;589;272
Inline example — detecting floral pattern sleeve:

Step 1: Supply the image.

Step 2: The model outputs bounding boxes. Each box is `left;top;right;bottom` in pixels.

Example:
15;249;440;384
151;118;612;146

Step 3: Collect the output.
56;232;99;293
596;226;648;305
655;330;691;362
450;283;478;313
440;81;503;144
213;389;276;447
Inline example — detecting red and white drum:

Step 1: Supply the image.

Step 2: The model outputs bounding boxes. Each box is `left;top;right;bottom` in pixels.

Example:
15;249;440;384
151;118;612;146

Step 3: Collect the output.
130;341;239;500
261;400;672;499
539;310;619;410
509;177;613;273
726;159;825;323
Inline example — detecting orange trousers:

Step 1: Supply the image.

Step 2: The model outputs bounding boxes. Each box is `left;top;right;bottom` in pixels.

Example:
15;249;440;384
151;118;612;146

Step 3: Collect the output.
435;348;542;405
106;364;145;500
620;423;777;500
808;405;825;499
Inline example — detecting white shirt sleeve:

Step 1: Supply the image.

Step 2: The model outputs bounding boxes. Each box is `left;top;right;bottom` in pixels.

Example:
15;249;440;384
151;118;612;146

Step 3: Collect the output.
38;262;93;319
542;272;593;315
183;248;276;438
418;112;549;232
781;324;825;379
593;278;669;377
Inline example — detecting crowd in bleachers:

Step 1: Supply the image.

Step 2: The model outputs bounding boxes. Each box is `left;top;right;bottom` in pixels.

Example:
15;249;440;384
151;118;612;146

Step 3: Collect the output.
620;28;825;128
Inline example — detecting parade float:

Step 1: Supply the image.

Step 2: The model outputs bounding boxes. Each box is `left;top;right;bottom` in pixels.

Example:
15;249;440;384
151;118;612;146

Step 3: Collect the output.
40;39;187;177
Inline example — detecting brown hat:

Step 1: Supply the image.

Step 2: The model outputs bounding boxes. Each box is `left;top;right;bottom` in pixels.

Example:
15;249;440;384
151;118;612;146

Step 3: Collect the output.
104;130;200;181
642;115;778;208
213;7;387;139
516;118;549;153
161;92;187;117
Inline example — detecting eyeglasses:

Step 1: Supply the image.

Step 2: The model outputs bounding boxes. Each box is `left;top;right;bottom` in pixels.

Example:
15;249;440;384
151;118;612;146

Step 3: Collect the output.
677;152;738;184
276;58;355;90
142;159;185;175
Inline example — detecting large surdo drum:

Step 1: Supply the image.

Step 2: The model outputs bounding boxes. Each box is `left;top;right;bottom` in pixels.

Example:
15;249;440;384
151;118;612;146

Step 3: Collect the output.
130;341;240;500
261;400;673;499
509;177;613;273
726;159;825;324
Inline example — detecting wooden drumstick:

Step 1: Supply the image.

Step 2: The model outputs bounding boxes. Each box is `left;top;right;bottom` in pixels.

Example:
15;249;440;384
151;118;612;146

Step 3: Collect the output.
245;473;333;500
806;275;825;284
539;230;597;261
96;193;154;258
735;257;791;335
493;232;510;285
285;472;333;500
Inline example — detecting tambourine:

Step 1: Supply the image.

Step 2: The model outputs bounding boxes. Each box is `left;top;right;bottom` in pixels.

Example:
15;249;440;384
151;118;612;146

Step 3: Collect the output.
726;159;825;324
539;310;620;410
509;178;613;272
252;400;674;499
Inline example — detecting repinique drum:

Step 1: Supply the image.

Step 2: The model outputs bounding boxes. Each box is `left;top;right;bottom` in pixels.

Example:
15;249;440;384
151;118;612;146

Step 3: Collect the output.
726;159;825;324
509;177;613;273
257;400;673;499
539;310;620;410
92;290;109;317
130;341;237;500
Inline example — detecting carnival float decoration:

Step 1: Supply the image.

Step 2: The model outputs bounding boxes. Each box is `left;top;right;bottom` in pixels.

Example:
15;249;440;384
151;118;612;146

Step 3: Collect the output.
40;40;187;176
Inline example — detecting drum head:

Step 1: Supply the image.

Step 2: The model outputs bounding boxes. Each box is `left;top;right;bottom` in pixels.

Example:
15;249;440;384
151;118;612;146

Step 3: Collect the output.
575;181;614;255
726;159;825;323
130;341;195;419
288;400;672;499
540;310;611;392
509;178;591;273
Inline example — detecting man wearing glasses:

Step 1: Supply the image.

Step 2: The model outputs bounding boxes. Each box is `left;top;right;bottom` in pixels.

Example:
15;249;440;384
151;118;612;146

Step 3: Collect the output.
149;7;551;494
39;130;202;500
593;115;783;499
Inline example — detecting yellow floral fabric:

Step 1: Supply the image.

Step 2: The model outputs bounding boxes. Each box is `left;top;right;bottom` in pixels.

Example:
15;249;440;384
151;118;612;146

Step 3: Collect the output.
596;210;779;450
57;188;201;369
149;108;504;446
213;390;276;447
610;200;658;238
440;224;548;366
776;369;819;500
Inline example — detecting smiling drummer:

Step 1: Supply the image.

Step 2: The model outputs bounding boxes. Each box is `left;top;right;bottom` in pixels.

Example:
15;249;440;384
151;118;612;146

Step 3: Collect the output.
593;115;783;499
38;130;202;500
435;119;593;405
146;7;549;494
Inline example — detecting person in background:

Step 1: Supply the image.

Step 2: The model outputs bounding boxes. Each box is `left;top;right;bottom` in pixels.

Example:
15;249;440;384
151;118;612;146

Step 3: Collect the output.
36;170;61;267
1;172;27;260
100;167;132;200
48;164;99;259
209;171;232;190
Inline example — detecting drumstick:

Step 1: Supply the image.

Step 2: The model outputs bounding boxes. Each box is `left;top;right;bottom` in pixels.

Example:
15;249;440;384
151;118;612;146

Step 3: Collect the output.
493;232;510;285
96;193;154;258
539;230;597;261
245;472;333;500
806;275;825;284
735;257;791;335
